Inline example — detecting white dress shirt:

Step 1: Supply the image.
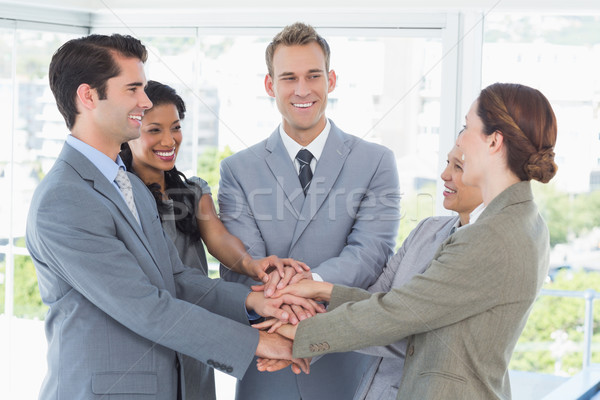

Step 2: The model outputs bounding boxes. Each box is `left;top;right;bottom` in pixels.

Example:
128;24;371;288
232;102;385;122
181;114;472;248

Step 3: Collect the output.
278;120;331;281
279;119;331;175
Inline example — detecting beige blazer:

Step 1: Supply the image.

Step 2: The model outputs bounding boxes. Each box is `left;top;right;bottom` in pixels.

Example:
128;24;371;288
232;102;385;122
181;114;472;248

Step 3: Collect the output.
294;181;550;399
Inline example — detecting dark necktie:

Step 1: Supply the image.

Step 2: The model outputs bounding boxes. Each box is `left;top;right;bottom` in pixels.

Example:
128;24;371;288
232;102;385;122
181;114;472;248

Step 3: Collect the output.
296;149;314;196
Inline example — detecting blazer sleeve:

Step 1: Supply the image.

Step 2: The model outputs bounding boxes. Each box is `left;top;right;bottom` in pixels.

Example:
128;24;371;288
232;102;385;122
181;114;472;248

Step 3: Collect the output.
29;181;258;379
217;157;268;280
292;222;511;359
312;148;400;288
367;217;428;293
353;219;429;359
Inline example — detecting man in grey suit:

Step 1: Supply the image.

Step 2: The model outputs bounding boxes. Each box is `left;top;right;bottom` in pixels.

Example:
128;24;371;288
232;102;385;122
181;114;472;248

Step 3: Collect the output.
353;144;482;400
26;33;310;399
218;22;400;399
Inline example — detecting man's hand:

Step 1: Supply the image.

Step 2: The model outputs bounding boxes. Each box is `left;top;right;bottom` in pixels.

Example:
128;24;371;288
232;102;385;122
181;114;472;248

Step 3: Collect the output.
255;330;310;374
245;291;325;325
256;356;311;374
252;319;299;339
242;256;310;284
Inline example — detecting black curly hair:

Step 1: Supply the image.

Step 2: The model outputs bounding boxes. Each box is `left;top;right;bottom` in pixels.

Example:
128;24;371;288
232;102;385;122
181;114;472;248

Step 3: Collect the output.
120;80;201;241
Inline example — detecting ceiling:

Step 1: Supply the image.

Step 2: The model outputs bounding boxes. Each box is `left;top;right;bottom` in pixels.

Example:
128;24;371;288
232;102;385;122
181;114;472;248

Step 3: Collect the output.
2;0;600;13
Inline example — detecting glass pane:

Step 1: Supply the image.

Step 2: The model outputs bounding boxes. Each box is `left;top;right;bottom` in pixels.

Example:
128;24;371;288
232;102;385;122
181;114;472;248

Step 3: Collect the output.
483;14;600;377
12;30;80;248
140;34;198;175
0;27;13;317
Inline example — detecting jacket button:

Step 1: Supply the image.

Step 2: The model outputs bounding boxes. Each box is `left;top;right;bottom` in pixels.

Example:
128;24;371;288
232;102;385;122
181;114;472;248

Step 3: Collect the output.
407;345;414;356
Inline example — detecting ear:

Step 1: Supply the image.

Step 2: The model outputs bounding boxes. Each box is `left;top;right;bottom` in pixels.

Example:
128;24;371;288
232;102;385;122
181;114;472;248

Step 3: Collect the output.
327;70;337;93
264;74;275;97
75;83;97;111
488;130;504;155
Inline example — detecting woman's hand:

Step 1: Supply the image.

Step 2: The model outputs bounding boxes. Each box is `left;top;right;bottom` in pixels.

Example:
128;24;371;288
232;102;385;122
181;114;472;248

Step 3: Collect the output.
273;280;334;303
245;291;326;325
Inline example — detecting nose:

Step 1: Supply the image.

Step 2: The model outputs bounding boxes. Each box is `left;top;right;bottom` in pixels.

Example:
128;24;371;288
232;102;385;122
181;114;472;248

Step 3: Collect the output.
440;163;451;182
160;131;176;147
294;78;311;97
139;90;153;110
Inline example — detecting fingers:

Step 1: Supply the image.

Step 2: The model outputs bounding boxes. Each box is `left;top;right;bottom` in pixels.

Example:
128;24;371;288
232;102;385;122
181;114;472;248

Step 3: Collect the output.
256;358;310;375
289;270;312;285
265;256;285;279
280;294;326;315
276;267;296;290
292;357;310;374
266;319;284;334
281;304;297;325
291;304;309;321
263;270;282;297
256;358;292;372
251;318;279;331
280;258;311;273
251;284;265;292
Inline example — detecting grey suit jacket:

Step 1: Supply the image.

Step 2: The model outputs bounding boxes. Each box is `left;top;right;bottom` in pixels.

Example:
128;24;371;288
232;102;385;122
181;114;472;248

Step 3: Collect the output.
354;215;458;400
218;120;400;400
26;143;259;400
294;181;549;400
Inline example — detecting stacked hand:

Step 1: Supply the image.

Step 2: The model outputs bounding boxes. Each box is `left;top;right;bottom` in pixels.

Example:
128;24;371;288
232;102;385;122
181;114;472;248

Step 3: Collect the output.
243;255;310;285
249;275;335;374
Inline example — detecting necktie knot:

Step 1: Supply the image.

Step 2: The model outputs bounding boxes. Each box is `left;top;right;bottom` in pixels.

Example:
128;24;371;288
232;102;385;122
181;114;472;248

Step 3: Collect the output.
296;149;314;196
296;149;313;165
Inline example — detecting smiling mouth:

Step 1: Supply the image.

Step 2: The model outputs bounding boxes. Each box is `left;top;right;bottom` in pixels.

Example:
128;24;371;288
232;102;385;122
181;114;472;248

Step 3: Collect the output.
154;148;175;158
293;102;315;108
128;114;142;121
444;186;457;195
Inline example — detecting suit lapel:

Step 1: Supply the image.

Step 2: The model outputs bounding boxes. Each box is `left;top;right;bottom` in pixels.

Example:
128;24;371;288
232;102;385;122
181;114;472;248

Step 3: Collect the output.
264;130;305;218
60;144;164;277
290;124;350;247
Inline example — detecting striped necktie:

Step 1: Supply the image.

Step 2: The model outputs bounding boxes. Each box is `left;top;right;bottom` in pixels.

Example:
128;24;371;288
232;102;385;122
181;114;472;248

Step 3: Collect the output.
296;149;314;196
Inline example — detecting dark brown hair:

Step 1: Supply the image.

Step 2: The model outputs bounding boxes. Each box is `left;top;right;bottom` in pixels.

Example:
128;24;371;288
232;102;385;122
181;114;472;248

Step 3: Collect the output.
477;83;558;183
265;22;330;77
49;34;147;130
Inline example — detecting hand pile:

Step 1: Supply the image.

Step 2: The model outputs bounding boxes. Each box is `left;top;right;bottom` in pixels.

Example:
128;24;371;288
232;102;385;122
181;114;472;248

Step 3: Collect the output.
246;259;329;375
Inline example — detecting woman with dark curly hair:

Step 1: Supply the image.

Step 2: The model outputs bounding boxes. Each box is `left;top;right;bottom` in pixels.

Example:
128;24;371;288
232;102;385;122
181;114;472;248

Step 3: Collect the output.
121;80;310;400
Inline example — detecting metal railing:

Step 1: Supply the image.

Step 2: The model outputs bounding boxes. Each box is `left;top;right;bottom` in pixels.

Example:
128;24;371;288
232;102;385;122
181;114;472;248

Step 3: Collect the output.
540;288;598;368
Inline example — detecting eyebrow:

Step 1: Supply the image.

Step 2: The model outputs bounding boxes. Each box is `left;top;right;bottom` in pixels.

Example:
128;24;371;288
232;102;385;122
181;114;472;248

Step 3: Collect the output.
277;68;324;78
126;82;145;88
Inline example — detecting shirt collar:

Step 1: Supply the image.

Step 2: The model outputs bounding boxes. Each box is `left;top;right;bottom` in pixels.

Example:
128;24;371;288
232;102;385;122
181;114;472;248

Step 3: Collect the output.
469;203;486;225
279;119;331;165
66;135;125;183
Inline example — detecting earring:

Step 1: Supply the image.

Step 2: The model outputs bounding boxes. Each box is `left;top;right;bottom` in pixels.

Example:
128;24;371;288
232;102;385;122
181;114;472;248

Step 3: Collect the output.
461;154;465;161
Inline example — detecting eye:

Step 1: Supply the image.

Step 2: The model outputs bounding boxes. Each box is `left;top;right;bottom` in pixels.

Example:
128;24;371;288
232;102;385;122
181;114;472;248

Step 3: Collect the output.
455;164;463;171
309;74;321;79
146;128;161;134
172;125;182;132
